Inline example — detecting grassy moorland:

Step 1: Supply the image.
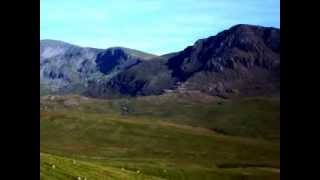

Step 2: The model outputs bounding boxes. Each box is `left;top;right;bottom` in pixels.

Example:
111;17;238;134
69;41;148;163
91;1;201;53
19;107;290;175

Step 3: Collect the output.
41;153;162;180
40;93;280;180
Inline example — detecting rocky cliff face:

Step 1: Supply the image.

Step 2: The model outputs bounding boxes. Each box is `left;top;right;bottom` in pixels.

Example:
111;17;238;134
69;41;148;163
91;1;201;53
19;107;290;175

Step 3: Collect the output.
168;24;279;80
167;24;280;97
40;40;156;94
40;40;103;93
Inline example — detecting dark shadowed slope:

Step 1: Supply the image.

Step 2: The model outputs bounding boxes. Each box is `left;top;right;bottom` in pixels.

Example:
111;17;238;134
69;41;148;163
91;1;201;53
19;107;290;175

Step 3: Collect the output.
167;24;280;97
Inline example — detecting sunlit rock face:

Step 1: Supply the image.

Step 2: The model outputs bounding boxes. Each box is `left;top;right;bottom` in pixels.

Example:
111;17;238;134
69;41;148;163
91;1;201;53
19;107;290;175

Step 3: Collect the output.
40;40;155;94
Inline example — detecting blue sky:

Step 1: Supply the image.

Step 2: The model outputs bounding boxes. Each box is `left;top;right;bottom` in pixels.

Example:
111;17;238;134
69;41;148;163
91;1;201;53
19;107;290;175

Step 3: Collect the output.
40;0;280;55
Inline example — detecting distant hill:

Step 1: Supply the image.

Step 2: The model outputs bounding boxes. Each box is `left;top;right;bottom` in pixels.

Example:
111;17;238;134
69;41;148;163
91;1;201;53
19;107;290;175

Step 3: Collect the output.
40;40;158;94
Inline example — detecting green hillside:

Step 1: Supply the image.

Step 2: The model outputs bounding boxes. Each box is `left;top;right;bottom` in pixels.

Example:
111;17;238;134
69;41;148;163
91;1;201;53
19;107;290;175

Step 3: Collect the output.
40;94;279;180
41;153;162;180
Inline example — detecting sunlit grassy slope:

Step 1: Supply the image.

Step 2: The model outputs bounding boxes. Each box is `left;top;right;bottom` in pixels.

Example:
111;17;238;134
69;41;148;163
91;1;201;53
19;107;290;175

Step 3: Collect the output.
41;153;163;180
40;93;279;179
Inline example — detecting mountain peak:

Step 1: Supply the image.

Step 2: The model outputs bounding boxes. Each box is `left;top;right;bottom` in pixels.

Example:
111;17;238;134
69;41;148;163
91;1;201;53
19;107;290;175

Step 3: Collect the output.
228;24;279;32
104;47;157;60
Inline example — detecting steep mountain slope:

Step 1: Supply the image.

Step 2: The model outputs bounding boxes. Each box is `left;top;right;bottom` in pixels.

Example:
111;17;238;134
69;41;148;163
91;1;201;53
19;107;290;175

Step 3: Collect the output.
85;57;175;97
87;24;280;97
40;40;103;93
167;24;280;97
95;47;156;75
40;40;157;94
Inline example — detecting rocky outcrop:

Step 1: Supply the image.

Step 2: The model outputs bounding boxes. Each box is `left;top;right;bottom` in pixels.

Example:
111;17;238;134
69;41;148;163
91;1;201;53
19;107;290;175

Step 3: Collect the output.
40;40;156;94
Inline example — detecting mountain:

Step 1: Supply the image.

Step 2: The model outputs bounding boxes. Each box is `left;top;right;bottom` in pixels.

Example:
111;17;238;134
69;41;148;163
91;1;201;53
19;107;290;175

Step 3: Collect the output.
40;40;157;94
86;24;280;98
41;24;280;98
167;24;280;97
40;25;280;180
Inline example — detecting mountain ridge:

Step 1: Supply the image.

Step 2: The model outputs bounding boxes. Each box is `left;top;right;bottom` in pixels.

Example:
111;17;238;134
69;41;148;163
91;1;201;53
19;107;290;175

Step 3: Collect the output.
40;24;280;98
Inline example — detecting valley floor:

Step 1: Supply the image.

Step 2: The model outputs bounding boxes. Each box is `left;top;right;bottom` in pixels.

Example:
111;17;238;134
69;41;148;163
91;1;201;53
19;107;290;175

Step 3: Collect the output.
40;93;280;180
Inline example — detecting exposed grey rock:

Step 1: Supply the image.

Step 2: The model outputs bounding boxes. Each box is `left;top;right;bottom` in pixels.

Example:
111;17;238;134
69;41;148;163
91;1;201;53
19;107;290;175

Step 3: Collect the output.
63;99;79;107
40;40;104;92
40;40;157;94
